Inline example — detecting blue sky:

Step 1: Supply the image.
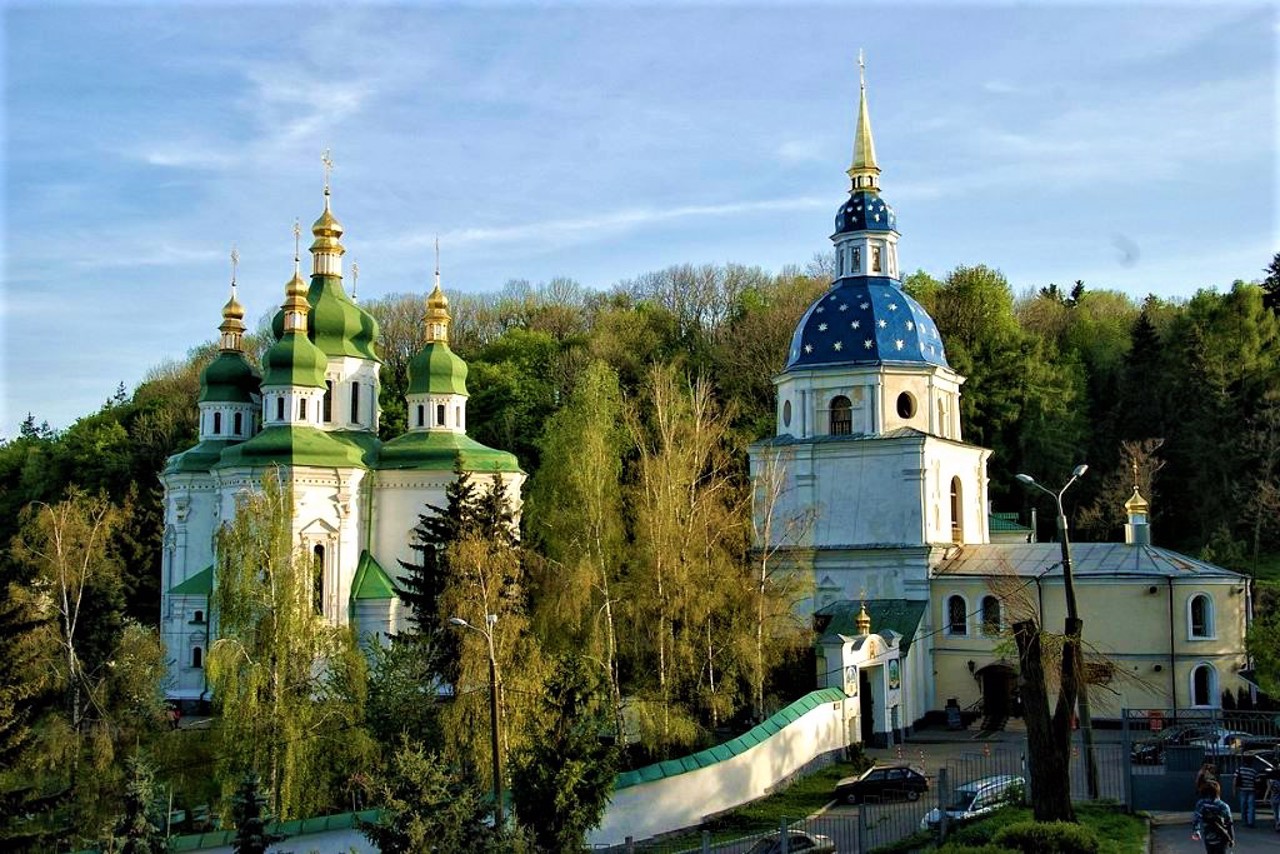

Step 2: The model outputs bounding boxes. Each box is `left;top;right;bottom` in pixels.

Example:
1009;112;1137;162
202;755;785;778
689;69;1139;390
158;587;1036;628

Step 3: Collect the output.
3;2;1276;435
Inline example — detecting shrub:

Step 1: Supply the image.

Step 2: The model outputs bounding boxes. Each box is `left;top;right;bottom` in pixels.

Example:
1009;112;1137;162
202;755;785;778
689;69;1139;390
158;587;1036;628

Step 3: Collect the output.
945;806;1031;846
936;845;1017;854
991;820;1100;854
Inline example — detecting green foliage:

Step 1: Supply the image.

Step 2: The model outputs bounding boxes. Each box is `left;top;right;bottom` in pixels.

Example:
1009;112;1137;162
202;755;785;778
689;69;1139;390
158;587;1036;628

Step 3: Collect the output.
357;737;503;854
933;845;1015;854
106;754;169;854
365;641;440;746
990;820;1100;854
509;655;618;852
231;773;285;854
208;471;374;820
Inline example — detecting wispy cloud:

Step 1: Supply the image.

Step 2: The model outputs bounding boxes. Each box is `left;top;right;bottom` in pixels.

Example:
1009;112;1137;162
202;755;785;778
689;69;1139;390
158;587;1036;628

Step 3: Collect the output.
382;196;831;252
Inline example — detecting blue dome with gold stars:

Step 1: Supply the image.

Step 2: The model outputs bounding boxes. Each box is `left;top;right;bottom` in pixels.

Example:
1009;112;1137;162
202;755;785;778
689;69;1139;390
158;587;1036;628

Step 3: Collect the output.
785;277;948;370
835;190;897;235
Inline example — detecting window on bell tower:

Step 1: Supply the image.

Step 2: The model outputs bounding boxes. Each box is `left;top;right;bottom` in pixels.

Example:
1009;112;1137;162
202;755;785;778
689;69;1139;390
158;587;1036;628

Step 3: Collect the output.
872;245;882;273
830;396;852;436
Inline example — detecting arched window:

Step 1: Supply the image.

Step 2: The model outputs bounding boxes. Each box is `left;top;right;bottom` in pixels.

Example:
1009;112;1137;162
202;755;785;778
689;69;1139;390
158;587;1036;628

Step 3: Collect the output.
350;382;361;424
437;403;446;426
455;406;461;426
212;412;222;435
981;596;1001;636
950;477;964;543
1189;594;1214;639
872;245;883;273
313;545;325;616
299;398;308;420
946;595;968;636
323;380;333;422
830;395;852;436
234;412;243;435
275;396;284;421
1192;663;1217;707
417;405;424;427
191;646;203;668
852;247;861;273
193;610;204;624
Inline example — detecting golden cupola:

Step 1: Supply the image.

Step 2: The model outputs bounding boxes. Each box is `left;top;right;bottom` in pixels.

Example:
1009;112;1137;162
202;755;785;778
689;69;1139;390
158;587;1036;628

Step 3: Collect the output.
424;244;450;344
855;599;872;636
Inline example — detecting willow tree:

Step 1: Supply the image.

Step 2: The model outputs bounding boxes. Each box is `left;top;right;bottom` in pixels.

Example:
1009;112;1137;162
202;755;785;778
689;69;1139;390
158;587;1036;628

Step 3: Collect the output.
626;365;749;753
525;360;626;739
207;471;367;820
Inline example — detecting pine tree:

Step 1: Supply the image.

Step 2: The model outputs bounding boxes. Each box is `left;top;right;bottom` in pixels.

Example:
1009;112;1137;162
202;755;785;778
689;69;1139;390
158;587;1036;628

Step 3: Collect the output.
230;774;285;854
108;755;168;854
1263;251;1280;312
397;459;479;642
510;656;617;853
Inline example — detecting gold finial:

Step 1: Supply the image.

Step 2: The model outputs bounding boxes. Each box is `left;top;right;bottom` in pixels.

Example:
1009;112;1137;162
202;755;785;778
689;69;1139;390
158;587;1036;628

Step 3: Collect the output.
351;260;359;302
230;245;239;286
293;220;302;268
847;50;881;193
424;239;451;344
219;246;246;349
855;589;872;636
311;153;345;245
1125;460;1150;515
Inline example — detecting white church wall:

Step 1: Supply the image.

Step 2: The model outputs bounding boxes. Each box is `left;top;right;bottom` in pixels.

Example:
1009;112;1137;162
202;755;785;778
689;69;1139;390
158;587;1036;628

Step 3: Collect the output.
372;472;456;582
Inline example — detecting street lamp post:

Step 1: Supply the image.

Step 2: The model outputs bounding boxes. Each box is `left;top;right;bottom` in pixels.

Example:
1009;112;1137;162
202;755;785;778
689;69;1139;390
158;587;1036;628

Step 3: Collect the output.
1016;465;1099;801
449;614;503;828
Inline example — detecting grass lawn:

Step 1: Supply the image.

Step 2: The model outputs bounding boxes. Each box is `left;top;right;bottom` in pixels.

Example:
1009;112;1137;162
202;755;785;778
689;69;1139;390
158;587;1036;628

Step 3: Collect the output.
937;803;1146;854
651;758;867;849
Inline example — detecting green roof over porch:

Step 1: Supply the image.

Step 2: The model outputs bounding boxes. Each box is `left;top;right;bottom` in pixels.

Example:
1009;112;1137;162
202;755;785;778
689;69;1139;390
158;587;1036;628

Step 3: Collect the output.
815;599;927;654
351;551;396;600
170;565;213;596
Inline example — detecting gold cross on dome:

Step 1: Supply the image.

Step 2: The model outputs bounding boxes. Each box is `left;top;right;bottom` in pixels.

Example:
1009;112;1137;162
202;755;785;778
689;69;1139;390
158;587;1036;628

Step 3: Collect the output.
858;49;866;88
293;220;301;260
230;246;239;284
321;149;334;193
351;260;359;299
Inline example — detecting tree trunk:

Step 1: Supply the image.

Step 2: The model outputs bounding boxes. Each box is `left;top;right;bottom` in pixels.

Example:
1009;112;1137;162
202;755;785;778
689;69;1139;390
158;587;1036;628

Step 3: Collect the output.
1012;619;1075;822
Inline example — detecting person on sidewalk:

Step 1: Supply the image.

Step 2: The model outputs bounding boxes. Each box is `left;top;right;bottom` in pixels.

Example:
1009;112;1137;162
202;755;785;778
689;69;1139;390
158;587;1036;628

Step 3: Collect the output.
1234;756;1259;828
1196;762;1219;796
1193;780;1236;853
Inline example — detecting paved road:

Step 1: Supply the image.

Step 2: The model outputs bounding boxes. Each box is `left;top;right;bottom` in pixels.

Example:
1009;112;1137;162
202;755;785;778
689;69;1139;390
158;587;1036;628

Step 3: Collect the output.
1151;812;1280;853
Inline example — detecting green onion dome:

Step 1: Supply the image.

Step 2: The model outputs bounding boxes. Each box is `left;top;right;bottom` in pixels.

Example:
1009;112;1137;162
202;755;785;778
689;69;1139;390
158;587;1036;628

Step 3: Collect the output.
407;341;468;396
307;276;381;361
199;352;260;403
262;333;327;389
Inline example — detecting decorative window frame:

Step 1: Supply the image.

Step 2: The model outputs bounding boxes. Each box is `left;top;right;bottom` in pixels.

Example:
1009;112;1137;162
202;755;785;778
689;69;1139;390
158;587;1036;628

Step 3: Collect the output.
980;595;1003;637
1189;662;1218;708
1187;592;1216;640
945;593;969;637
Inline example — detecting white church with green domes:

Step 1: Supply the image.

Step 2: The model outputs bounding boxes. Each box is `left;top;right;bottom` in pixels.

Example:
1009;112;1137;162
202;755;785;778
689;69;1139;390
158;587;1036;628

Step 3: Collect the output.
160;182;522;704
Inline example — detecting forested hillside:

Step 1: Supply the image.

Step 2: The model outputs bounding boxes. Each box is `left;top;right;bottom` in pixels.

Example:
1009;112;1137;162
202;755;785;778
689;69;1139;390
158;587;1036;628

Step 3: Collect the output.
1;253;1277;849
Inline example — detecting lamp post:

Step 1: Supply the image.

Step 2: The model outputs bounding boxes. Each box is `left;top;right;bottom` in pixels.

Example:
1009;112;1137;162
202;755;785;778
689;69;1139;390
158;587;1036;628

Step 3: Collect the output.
1016;465;1098;801
449;614;502;827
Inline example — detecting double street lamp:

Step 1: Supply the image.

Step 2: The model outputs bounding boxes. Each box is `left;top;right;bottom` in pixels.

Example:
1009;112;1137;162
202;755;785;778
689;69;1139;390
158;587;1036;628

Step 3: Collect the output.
1016;464;1099;801
448;614;503;828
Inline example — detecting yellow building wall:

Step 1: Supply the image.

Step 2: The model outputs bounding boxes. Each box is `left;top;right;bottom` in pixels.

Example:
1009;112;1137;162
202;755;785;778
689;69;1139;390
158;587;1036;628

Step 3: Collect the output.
930;574;1248;717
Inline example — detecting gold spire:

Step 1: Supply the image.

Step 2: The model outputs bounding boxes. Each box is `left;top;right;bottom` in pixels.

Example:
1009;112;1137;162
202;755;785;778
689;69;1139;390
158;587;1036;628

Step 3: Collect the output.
424;236;451;344
219;246;246;351
855;588;872;636
283;221;310;332
846;50;881;194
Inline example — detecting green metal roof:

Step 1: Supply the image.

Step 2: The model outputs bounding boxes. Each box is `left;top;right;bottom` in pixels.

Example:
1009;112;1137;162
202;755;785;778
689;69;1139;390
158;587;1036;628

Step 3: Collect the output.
815;598;927;654
164;439;239;475
199;351;261;403
378;430;520;474
170;565;212;596
988;513;1031;533
351;551;396;600
407;341;468;395
216;426;378;470
614;688;846;790
262;331;328;389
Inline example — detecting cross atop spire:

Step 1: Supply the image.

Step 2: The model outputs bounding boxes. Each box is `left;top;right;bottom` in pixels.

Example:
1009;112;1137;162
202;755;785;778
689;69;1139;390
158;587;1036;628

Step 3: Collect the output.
293;220;302;273
230;246;240;296
351;260;359;302
434;235;441;291
847;50;881;194
321;148;334;198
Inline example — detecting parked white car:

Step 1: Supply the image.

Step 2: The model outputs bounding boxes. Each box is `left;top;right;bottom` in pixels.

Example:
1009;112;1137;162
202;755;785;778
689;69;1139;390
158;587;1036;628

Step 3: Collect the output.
1190;729;1251;755
920;774;1025;830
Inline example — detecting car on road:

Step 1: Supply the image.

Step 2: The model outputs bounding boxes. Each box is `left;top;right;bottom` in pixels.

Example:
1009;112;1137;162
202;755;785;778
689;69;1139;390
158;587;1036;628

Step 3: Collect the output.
744;829;836;854
833;764;929;805
919;774;1025;830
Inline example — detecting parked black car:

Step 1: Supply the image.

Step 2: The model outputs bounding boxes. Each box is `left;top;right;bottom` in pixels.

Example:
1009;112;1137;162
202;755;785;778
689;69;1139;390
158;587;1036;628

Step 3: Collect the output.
834;764;929;805
1131;724;1208;764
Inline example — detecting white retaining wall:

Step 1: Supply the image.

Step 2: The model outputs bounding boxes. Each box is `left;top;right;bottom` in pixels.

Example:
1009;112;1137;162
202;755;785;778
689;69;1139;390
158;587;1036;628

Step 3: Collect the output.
587;695;853;846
